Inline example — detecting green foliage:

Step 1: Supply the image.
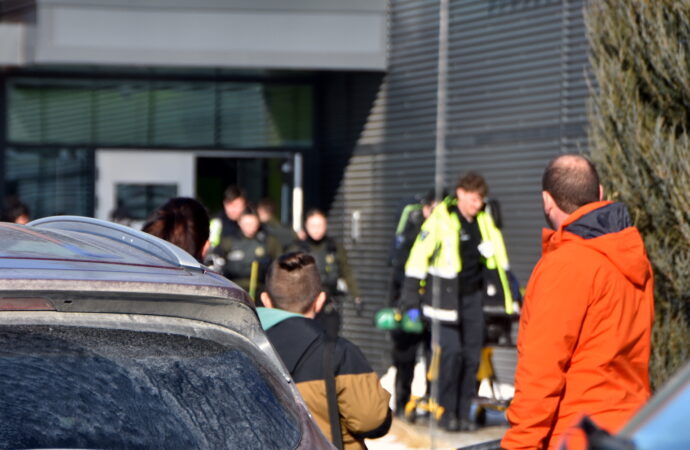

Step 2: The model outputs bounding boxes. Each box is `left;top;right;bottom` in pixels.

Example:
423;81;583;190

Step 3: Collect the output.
650;304;690;390
585;0;690;390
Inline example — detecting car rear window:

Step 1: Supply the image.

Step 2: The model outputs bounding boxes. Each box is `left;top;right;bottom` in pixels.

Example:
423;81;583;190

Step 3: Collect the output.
0;226;170;266
0;325;301;449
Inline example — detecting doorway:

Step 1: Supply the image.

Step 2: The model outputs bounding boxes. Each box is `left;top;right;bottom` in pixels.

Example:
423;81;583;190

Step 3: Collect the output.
195;154;295;225
95;149;301;229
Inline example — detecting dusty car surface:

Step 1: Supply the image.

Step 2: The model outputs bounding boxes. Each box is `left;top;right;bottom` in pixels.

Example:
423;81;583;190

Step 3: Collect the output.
0;216;331;449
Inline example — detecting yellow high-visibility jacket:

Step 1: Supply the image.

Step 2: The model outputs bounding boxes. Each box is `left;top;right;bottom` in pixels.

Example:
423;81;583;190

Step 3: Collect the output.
403;196;513;322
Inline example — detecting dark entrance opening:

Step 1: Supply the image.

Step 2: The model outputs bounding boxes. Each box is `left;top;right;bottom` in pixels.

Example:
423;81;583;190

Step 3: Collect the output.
195;156;294;225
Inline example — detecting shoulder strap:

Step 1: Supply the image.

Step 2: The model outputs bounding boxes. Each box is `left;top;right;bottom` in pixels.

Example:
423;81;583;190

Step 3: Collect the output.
323;337;343;450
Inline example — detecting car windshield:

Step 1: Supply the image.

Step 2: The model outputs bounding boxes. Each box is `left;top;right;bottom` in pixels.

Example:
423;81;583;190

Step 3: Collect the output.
0;325;301;449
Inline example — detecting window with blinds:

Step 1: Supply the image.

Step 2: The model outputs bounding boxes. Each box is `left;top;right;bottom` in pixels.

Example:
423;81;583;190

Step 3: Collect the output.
5;147;94;219
6;78;313;149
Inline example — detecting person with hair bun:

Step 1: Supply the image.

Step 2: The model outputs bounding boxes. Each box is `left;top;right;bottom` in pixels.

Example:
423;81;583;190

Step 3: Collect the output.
142;197;210;263
258;252;391;449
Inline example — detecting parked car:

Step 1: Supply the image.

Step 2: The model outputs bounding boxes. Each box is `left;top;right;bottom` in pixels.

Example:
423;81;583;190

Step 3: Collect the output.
0;216;331;449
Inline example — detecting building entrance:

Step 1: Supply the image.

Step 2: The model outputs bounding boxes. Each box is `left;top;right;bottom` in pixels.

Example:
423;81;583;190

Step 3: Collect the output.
95;149;302;231
196;154;294;226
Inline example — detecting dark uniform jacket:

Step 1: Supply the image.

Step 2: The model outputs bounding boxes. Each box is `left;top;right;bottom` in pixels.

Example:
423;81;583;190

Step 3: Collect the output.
212;231;281;292
293;237;361;299
257;308;391;449
261;218;298;251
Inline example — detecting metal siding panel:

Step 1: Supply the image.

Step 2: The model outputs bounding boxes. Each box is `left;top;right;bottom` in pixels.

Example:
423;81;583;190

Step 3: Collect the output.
445;0;589;286
321;1;439;375
321;0;590;380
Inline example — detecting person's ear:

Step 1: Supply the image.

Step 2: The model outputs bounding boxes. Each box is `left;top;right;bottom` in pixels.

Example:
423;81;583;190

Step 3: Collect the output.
260;292;274;309
598;184;604;201
313;292;327;315
542;191;554;214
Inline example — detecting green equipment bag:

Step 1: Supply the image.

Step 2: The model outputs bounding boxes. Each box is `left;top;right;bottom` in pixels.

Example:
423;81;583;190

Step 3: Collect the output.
374;308;401;331
400;310;424;334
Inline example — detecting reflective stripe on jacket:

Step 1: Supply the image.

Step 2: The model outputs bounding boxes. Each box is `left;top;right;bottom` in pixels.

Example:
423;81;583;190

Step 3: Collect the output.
403;196;513;317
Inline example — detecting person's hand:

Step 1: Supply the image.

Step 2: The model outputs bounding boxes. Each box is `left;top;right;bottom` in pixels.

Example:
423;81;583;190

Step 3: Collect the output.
354;297;364;316
406;308;420;322
512;301;521;315
478;241;495;258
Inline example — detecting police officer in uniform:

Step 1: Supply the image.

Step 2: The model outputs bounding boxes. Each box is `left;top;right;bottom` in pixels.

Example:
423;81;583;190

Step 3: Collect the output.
293;208;362;337
209;185;247;249
210;207;281;300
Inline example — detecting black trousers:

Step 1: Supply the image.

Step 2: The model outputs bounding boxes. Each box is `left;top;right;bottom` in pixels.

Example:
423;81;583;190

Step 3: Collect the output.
391;328;430;412
438;289;484;421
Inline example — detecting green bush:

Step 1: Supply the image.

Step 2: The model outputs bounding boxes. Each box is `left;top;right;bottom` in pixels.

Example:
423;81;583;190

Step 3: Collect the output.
585;0;690;390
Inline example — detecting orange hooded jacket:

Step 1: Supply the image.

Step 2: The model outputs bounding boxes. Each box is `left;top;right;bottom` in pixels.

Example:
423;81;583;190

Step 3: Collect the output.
501;201;654;449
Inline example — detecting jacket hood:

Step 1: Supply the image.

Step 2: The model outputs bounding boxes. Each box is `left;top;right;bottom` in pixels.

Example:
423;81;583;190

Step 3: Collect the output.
258;310;323;374
542;201;651;287
256;307;303;330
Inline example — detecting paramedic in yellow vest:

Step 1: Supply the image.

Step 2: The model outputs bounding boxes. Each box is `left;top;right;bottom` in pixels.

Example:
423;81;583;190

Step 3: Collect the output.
400;172;513;432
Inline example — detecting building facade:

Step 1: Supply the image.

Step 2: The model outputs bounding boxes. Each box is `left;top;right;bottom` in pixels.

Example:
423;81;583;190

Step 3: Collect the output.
0;0;386;226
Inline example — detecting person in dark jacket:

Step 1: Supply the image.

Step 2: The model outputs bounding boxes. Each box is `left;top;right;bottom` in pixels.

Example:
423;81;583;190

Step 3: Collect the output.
293;208;362;336
387;191;435;417
142;197;210;263
210;207;281;299
258;252;391;450
2;197;30;224
209;185;247;248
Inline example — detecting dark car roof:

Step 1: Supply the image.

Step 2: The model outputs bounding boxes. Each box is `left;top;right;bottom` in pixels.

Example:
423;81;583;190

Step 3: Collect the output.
0;217;254;323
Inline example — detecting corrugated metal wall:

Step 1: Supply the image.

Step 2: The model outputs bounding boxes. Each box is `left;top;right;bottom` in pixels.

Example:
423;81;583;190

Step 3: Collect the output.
444;0;589;285
320;0;589;376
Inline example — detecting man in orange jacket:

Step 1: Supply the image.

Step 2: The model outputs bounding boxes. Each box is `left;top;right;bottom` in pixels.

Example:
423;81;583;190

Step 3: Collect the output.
501;154;654;449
